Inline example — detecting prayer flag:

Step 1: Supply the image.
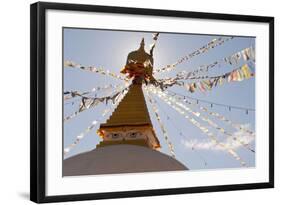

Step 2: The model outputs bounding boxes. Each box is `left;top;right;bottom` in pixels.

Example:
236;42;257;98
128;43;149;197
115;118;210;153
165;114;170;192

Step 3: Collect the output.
241;64;251;79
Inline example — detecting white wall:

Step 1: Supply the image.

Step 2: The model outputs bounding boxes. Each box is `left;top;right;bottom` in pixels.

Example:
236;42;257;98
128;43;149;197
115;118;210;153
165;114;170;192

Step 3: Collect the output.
0;0;279;204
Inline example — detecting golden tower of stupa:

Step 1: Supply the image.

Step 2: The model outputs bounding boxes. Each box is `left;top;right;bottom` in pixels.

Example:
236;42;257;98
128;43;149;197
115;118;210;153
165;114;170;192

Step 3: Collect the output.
97;38;160;150
63;38;188;176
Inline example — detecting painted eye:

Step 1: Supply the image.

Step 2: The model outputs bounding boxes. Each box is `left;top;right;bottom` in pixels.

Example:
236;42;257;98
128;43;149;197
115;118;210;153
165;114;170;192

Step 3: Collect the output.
111;133;120;139
130;132;137;138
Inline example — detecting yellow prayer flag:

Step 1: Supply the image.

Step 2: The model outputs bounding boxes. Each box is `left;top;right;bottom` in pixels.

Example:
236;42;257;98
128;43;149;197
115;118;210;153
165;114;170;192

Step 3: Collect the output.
241;64;251;79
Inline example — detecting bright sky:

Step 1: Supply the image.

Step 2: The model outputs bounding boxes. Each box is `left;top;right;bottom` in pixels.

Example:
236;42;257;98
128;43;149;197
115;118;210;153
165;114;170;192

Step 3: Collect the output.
63;27;255;171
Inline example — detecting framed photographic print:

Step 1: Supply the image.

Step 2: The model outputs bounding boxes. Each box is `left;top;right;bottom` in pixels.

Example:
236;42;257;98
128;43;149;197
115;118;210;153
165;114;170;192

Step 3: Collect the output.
30;2;274;203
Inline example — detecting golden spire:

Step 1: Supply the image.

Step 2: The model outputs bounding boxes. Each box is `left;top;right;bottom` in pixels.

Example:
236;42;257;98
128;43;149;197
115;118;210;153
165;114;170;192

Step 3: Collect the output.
97;38;160;149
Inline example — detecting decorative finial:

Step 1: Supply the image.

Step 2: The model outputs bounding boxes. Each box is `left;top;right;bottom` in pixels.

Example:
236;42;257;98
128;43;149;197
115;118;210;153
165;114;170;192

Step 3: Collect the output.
140;38;145;49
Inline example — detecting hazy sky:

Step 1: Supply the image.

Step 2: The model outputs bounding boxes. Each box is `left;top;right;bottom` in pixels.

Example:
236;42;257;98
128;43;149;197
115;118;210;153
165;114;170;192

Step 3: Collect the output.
63;27;255;170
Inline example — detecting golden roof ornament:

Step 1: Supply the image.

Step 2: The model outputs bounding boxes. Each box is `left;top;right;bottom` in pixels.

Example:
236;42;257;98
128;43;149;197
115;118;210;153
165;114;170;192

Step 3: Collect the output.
121;38;156;83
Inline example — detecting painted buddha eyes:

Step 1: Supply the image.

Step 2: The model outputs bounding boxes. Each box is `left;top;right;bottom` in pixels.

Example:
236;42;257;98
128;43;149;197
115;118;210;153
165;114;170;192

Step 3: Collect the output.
127;132;143;138
111;133;121;139
109;132;142;139
129;132;137;138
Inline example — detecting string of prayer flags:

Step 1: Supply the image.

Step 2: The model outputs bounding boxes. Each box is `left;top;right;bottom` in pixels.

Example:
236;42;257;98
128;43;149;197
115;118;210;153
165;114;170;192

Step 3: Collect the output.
64;60;129;81
151;86;246;166
64;108;112;156
169;46;255;81
63;83;131;155
166;90;255;136
147;86;246;166
179;60;255;82
145;90;176;158
155;61;255;92
64;86;130;122
78;87;131;112
64;120;99;155
64;97;105;122
151;87;255;153
154;37;234;73
184;104;255;153
168;89;255;116
147;93;209;165
173;63;254;93
64;84;126;101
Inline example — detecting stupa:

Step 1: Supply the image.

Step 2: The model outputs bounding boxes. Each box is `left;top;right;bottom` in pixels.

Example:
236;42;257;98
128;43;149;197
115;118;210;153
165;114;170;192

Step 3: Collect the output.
63;38;188;176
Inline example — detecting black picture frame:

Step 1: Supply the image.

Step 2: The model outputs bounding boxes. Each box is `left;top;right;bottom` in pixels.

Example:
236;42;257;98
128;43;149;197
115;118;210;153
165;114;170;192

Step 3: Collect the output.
30;1;274;203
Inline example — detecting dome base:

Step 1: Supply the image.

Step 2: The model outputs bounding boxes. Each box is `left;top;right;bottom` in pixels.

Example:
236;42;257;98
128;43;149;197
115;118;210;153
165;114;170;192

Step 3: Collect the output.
63;144;188;176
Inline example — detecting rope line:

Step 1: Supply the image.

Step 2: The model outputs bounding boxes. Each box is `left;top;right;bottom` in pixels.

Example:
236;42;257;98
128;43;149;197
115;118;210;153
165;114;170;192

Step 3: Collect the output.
168;90;255;112
154;37;234;73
